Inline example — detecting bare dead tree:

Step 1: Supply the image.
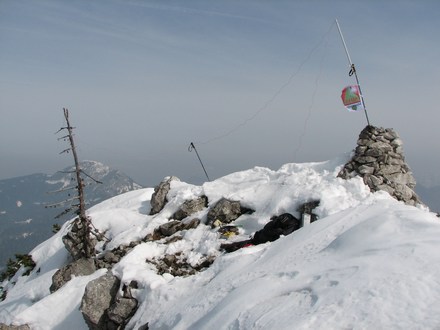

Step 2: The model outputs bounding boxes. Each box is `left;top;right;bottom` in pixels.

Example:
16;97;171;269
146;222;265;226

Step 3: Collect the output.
61;108;86;218
51;108;97;259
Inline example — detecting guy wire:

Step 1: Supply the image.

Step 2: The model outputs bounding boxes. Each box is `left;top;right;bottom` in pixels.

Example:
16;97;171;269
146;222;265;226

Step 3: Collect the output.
195;20;336;146
293;22;335;161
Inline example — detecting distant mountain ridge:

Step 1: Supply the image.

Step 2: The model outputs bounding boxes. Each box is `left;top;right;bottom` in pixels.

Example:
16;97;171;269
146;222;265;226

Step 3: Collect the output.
0;161;142;271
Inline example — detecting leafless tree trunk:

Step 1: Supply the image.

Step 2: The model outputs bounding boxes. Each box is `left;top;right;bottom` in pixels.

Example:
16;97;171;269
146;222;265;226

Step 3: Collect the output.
62;108;86;219
55;108;96;259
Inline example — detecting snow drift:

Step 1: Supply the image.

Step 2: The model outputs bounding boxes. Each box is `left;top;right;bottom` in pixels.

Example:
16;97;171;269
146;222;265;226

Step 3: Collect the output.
1;154;440;329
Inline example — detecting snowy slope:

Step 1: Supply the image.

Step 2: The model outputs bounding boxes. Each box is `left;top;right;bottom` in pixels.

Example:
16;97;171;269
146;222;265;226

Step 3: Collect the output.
1;155;440;330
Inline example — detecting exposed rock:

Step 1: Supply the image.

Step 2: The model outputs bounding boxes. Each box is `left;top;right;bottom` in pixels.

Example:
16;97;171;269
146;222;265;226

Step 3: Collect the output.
138;323;150;330
95;217;202;270
182;217;201;230
158;220;184;237
95;249;125;270
107;297;138;327
164;235;183;244
355;155;377;164
369;141;393;153
150;176;180;215
81;272;120;330
0;324;30;330
156;218;201;238
365;175;383;187
50;257;96;293
207;198;254;227
376;165;402;176
149;252;216;277
172;195;208;220
62;216;98;261
358;165;375;175
339;126;421;206
218;225;240;239
102;251;120;265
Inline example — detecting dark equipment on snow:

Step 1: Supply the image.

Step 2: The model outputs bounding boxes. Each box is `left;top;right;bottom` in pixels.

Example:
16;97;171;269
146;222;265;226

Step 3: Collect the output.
220;213;301;253
252;213;301;244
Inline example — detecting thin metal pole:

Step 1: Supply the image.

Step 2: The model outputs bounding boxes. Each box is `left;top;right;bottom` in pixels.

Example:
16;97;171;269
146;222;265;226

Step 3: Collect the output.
189;142;211;182
335;19;371;126
335;19;353;66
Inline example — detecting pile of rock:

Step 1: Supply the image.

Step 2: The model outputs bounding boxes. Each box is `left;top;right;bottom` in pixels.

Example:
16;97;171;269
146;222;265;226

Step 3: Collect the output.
339;125;421;206
149;252;216;277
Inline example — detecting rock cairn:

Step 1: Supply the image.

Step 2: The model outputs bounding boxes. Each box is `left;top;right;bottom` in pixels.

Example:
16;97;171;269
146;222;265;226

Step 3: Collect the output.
338;125;421;206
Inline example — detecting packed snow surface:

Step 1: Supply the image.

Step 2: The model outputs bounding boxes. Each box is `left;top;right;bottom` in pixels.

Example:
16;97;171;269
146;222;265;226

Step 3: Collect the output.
1;155;440;329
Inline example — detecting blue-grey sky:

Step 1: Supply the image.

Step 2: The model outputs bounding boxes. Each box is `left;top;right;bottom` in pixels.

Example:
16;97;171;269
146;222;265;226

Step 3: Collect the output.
1;0;439;187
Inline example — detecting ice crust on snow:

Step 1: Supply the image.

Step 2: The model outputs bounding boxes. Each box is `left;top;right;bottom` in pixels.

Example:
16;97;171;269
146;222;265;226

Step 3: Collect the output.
1;155;440;329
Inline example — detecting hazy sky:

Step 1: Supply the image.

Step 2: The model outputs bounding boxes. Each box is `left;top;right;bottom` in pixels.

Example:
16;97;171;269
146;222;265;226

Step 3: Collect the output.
1;0;439;187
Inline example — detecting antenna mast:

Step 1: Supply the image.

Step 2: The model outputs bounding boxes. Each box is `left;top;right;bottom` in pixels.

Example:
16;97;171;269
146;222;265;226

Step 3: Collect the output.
336;19;371;126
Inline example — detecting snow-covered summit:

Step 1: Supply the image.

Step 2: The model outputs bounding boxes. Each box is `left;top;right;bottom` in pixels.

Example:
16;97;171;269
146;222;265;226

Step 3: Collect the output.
48;160;143;197
1;155;440;329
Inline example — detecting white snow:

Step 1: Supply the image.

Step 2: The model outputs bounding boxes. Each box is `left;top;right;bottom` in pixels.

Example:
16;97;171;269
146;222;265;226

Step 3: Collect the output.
1;155;439;329
19;232;33;239
15;219;33;224
45;178;71;189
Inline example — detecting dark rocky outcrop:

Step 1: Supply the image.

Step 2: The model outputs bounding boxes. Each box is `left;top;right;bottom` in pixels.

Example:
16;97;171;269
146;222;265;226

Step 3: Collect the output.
62;217;98;261
171;195;208;220
156;218;201;238
150;176;179;215
80;272;138;330
81;272;120;329
0;324;30;330
218;225;240;239
95;249;126;271
207;198;254;227
106;296;138;328
149;252;216;277
50;257;96;293
157;220;184;237
94;218;201;270
339;126;421;206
